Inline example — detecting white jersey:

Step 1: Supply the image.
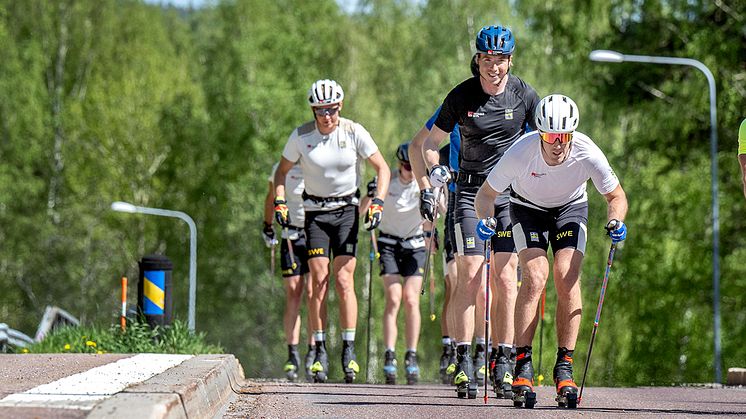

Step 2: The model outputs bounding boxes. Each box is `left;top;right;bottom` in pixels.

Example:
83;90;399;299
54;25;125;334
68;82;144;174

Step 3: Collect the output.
378;172;424;242
282;117;378;211
269;163;305;235
486;131;619;209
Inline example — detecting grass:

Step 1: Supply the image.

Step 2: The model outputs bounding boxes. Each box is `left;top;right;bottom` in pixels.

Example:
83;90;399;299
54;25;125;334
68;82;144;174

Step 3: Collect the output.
23;320;224;354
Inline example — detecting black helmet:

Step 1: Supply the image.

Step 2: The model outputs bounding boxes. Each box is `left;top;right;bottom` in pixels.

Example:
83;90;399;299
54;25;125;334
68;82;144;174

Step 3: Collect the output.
396;142;410;163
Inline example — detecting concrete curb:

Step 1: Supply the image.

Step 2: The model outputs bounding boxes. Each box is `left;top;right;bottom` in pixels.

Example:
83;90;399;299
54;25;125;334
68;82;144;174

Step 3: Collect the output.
88;354;245;419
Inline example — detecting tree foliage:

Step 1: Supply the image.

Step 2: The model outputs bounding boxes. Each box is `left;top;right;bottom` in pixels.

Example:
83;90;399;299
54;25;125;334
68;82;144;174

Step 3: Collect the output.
0;0;743;384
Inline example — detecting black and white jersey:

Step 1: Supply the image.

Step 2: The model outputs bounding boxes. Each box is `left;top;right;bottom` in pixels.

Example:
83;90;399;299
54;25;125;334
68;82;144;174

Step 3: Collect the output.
434;75;540;176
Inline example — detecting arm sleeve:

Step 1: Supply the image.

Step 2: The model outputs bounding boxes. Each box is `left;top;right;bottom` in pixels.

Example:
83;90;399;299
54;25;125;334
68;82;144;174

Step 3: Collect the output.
486;153;517;193
739;119;746;155
281;131;301;163
425;106;441;130
587;147;620;195
354;123;379;159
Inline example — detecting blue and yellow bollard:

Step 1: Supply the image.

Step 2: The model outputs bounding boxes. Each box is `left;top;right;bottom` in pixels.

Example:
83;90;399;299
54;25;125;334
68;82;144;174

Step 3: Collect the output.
137;255;173;328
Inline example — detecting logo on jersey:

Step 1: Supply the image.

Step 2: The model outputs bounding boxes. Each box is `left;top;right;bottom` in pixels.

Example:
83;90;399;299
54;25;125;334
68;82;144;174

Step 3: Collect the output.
467;111;485;118
505;108;514;120
339;138;347;148
530;232;540;242
465;236;476;249
531;172;546;178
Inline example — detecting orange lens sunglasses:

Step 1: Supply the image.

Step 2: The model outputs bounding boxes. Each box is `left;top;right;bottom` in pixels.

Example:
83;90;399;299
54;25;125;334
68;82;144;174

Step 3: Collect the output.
539;131;573;144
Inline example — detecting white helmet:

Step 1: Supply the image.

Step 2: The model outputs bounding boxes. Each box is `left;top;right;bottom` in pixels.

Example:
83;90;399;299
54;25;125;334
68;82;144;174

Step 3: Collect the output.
308;79;344;107
535;94;579;133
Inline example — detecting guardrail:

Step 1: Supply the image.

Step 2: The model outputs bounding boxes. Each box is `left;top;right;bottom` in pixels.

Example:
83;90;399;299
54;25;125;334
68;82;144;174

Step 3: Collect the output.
0;323;34;352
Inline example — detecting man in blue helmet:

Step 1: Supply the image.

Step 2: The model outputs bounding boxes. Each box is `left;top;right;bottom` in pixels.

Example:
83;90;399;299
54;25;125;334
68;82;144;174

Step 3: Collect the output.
412;25;540;399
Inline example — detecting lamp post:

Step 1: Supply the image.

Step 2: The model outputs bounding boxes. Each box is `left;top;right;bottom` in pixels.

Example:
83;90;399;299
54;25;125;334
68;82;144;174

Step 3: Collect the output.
589;50;721;383
112;201;198;332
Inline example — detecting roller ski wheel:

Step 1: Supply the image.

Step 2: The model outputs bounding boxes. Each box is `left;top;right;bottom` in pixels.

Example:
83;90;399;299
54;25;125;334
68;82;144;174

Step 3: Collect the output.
555;379;579;408
405;351;419;385
341;341;360;384
310;346;328;383
383;349;397;385
511;382;537;409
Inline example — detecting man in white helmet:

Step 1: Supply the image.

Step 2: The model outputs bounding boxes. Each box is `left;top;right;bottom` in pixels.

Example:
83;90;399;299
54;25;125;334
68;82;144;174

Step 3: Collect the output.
274;79;391;383
474;94;628;408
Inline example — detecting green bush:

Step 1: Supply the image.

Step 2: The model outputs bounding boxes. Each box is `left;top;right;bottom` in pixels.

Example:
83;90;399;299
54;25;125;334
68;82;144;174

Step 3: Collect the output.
25;320;223;355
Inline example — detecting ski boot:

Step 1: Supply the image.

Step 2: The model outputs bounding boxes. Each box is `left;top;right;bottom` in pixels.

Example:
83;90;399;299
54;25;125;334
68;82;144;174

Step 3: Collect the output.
383;349;397;385
473;344;487;387
554;348;578;409
405;350;420;385
445;342;457;384
492;346;514;399
283;346;300;382
454;345;477;399
310;343;329;383
511;346;537;408
439;343;453;384
341;340;360;383
304;345;316;383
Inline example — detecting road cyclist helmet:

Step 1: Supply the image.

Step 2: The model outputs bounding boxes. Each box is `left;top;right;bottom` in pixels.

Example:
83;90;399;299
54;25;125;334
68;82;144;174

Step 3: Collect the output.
475;25;515;56
308;79;345;107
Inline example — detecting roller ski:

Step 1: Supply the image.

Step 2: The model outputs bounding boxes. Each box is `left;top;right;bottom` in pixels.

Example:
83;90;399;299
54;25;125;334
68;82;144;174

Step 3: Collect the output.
454;346;477;399
554;348;578;409
473;344;487;387
383;349;397;385
283;347;300;382
405;350;419;385
491;346;514;399
341;340;360;383
439;343;454;384
511;347;537;408
310;344;329;383
304;346;316;383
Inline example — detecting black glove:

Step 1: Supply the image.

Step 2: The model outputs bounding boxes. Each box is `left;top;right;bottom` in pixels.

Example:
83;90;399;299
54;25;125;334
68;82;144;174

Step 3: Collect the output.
262;222;278;248
419;188;436;222
366;176;378;198
364;198;384;231
273;197;290;227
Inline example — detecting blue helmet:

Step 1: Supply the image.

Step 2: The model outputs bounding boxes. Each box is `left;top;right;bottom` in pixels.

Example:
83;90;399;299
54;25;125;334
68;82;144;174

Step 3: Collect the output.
475;25;515;56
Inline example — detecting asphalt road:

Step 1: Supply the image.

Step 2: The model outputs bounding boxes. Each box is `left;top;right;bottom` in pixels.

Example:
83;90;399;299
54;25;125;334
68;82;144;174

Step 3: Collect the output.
225;380;746;418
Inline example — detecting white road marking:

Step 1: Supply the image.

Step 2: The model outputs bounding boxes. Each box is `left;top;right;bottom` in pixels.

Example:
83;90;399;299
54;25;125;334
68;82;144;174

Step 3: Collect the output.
0;353;192;410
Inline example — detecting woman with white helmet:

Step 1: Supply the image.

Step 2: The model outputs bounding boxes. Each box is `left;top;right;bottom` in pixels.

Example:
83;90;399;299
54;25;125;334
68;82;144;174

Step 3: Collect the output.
474;94;628;408
274;79;391;384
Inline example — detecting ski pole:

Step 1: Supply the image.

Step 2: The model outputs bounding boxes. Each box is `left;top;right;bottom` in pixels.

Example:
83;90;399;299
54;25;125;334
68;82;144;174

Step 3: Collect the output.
283;227;297;271
483;239;491;404
366;230;379;383
578;242;617;405
421;187;442;296
270;242;276;276
429;249;436;321
121;276;127;331
537;287;546;386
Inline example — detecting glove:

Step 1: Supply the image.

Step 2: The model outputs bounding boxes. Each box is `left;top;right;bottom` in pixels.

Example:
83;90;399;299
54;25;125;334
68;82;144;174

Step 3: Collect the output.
605;219;627;243
419;188;436;222
428;165;452;188
262;223;278;248
366;176;378;198
364;198;384;231
274;197;290;227
476;217;498;241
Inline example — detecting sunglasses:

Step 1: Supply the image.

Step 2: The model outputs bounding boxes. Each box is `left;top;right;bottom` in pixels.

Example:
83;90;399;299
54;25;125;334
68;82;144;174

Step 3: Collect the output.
539;131;573;144
400;162;412;171
313;106;340;117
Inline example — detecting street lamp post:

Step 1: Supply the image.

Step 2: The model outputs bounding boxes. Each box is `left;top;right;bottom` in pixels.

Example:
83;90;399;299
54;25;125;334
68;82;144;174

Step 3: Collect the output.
589;50;721;383
112;201;198;332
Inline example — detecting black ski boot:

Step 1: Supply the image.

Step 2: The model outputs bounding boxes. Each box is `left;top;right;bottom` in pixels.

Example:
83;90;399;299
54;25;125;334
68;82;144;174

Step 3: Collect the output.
454;345;477;399
383;349;397;385
511;346;537;408
554;347;578;409
439;343;453;384
283;345;300;382
304;345;316;383
492;345;514;399
341;340;360;383
405;350;419;385
473;343;487;387
445;341;457;384
310;342;329;383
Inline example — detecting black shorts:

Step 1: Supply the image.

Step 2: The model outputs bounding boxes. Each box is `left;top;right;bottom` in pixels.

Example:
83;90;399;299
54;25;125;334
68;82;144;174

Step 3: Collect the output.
305;205;359;259
281;228;310;277
444;190;456;263
377;237;426;277
454;184;515;256
510;201;588;254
